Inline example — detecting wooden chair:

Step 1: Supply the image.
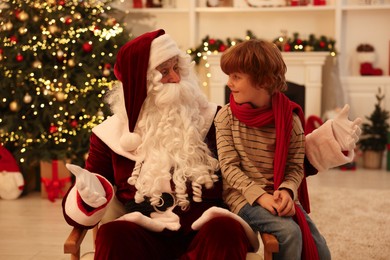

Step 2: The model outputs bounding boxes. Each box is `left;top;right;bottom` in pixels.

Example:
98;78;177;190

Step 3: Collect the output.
64;197;279;260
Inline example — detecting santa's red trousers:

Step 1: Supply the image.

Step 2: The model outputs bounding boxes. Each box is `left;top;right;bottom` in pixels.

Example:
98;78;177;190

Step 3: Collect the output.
95;216;251;260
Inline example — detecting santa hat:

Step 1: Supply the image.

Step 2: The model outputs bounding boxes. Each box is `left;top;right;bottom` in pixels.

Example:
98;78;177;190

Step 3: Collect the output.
0;145;24;199
113;29;181;151
0;146;20;172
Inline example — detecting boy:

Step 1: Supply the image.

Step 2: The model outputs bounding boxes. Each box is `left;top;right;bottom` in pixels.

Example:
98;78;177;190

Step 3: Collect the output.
214;39;332;260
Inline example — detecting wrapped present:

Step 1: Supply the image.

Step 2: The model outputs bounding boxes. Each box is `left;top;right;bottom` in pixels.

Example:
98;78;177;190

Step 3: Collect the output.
40;160;72;202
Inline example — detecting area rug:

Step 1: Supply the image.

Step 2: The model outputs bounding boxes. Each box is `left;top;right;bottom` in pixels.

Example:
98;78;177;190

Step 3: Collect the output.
308;185;390;260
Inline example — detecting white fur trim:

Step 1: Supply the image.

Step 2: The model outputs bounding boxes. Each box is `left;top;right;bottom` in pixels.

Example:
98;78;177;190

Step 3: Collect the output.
149;34;181;71
92;115;141;161
119;132;142;152
0;171;24;200
200;102;218;139
191;206;260;252
306;120;354;172
64;177;113;227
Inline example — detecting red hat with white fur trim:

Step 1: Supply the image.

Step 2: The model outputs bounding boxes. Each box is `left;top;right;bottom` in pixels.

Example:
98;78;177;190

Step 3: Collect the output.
113;29;181;151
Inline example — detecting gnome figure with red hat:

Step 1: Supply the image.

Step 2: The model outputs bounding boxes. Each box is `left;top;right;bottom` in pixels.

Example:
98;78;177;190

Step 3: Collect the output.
0;145;24;200
62;29;361;259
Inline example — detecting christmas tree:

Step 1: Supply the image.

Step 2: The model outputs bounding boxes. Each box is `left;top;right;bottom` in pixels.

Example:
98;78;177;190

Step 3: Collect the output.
358;88;390;152
0;0;131;173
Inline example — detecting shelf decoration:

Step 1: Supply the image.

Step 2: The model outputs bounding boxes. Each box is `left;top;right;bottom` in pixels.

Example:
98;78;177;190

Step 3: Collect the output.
356;43;383;76
188;30;336;64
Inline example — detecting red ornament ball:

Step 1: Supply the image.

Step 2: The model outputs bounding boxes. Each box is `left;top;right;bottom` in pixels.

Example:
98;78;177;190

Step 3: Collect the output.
10;35;18;43
82;42;93;53
218;44;227;52
65;17;73;25
319;41;326;48
209;39;216;45
70;120;78;128
284;44;291;52
49;125;58;134
16;53;24;62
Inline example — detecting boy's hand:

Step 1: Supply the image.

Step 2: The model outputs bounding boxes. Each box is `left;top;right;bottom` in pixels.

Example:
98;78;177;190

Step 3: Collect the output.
256;193;279;216
273;189;295;217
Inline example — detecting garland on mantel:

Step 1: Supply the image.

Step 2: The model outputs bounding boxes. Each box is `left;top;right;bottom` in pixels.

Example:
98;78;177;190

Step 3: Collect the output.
187;30;336;64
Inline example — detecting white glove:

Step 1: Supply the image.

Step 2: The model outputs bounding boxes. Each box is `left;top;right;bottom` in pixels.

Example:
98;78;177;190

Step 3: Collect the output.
150;208;181;231
332;104;362;151
66;163;107;208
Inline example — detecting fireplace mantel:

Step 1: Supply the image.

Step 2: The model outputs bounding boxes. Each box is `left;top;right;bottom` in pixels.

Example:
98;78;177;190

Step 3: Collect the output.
206;52;329;117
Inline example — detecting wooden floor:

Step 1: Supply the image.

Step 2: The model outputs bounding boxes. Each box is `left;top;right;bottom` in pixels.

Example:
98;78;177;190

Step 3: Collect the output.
1;167;390;260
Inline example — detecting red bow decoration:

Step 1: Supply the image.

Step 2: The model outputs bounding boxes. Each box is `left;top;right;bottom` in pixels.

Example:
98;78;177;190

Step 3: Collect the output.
41;160;71;202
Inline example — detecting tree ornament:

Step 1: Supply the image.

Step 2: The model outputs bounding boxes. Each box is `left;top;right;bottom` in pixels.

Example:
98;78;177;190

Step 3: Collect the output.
103;68;110;77
48;25;59;34
23;93;32;104
10;36;18;44
16;53;24;62
9;101;19;112
65;16;73;25
103;63;111;76
18;11;29;22
82;42;93;53
18;27;27;35
49;125;58;134
56;92;66;101
57;50;64;61
2;22;13;31
70;120;78;128
32;60;42;69
73;12;82;20
0;49;3;61
67;59;75;67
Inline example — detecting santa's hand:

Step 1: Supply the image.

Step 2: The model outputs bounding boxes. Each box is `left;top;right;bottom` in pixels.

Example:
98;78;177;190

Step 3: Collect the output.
66;163;107;208
150;208;181;231
332;104;362;151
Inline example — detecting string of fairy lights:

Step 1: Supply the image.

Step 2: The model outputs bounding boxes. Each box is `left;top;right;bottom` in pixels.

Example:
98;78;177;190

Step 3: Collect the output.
0;0;129;165
187;30;336;90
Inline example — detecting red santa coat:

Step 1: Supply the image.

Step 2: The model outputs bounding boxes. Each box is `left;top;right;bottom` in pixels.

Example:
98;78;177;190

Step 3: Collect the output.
62;103;260;250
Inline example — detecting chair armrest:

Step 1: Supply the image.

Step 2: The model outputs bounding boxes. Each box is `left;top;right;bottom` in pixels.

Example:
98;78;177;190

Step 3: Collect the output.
261;232;279;260
261;232;279;253
64;226;88;258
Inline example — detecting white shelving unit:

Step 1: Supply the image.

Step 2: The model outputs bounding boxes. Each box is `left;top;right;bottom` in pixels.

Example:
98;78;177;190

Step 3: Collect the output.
118;0;390;118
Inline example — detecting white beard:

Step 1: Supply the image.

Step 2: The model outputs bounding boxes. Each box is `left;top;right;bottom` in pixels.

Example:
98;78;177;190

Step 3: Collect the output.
128;69;219;210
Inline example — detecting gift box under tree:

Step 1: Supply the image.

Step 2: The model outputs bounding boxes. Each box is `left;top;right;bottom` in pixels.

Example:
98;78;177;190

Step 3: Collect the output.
40;160;72;202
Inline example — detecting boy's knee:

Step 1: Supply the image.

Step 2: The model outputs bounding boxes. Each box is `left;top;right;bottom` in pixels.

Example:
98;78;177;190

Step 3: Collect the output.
278;221;302;244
